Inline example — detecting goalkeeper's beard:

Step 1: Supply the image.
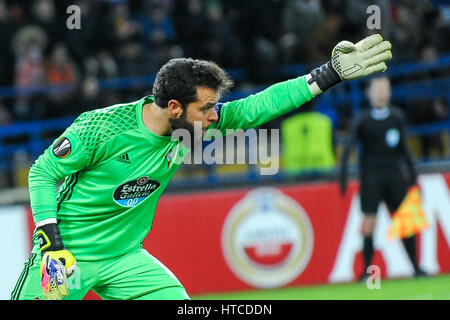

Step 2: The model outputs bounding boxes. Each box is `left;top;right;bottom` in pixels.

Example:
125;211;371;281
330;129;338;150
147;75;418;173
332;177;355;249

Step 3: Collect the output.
169;111;202;147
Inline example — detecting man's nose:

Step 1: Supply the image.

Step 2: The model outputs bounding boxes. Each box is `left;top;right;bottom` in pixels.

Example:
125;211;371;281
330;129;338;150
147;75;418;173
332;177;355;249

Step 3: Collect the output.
207;108;218;122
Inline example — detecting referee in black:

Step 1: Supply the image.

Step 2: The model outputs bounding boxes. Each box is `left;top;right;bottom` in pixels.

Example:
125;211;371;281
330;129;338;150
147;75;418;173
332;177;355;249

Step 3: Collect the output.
339;76;427;280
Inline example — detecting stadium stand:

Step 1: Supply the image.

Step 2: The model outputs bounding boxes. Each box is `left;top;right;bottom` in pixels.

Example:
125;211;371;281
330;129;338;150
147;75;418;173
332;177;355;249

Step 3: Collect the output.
0;0;448;193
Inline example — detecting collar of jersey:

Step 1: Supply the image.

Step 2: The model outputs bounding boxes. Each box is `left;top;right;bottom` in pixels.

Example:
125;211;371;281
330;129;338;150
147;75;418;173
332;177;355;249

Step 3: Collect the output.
370;106;390;120
136;95;172;146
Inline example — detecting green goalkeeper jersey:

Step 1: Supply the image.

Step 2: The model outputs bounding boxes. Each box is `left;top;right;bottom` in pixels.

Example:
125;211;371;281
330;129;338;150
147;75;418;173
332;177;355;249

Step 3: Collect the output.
29;76;313;261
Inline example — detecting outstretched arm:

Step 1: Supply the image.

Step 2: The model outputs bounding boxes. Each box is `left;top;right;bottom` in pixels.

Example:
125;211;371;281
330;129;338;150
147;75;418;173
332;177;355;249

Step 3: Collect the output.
210;34;392;133
210;76;314;133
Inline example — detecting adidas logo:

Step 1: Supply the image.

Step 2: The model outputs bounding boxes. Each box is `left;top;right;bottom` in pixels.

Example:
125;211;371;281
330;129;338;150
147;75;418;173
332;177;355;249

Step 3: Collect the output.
116;153;131;164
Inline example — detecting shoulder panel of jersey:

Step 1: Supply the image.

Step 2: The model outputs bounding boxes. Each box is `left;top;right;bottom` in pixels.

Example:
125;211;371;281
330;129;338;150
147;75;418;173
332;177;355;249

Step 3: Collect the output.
69;102;139;163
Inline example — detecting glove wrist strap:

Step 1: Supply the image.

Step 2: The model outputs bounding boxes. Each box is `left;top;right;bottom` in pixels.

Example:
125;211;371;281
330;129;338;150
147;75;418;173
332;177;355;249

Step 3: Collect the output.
309;61;342;92
36;223;64;253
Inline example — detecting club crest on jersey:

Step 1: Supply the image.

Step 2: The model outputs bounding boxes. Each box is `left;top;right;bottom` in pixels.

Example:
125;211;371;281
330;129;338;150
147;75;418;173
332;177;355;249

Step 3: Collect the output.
53;137;71;159
113;176;160;207
166;149;174;169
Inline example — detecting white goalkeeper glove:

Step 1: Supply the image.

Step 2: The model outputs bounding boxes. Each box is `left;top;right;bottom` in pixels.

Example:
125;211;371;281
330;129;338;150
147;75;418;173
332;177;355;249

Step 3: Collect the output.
307;34;392;95
36;221;77;300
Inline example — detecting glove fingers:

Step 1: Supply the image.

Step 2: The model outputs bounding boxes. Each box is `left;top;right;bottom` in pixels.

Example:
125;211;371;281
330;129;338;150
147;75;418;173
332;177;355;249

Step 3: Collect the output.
364;40;392;60
59;284;69;297
365;62;387;76
41;255;69;300
42;278;63;300
45;291;62;300
356;33;384;51
366;50;392;67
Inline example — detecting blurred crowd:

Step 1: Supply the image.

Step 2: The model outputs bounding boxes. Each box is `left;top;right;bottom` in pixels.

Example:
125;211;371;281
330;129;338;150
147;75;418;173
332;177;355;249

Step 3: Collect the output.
0;0;448;124
0;0;449;189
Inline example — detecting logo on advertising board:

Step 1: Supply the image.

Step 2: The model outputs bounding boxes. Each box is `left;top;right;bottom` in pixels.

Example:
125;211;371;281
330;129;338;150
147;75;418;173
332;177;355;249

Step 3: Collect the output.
221;188;314;288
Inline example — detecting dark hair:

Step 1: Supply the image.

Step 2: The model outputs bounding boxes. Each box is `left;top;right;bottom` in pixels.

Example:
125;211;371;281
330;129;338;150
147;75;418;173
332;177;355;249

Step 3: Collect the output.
152;58;234;108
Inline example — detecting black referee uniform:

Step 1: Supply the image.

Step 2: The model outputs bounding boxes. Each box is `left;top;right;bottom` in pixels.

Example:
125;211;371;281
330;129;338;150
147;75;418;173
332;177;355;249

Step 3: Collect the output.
340;106;416;213
339;105;426;278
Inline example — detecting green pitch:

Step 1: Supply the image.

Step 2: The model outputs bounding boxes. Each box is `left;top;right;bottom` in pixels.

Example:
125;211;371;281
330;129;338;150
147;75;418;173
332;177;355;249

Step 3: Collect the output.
193;274;450;300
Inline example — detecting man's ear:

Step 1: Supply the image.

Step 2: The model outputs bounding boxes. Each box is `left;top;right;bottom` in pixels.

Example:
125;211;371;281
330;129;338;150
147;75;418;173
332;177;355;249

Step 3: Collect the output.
167;99;184;118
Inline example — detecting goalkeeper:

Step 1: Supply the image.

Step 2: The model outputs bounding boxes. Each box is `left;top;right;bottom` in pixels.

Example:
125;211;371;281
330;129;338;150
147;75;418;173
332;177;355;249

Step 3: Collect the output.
11;34;392;300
